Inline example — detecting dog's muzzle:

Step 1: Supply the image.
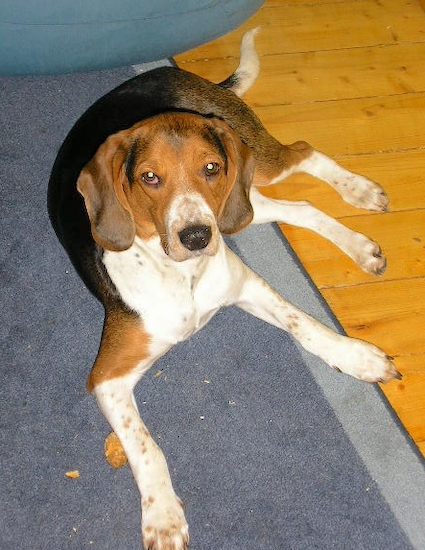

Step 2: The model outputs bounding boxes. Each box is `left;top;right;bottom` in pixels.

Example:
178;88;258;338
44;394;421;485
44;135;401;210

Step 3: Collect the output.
178;224;212;251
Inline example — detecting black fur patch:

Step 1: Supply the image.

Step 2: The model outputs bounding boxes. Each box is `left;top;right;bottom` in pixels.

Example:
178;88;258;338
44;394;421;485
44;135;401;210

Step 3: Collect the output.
200;125;228;171
218;73;240;90
125;139;139;185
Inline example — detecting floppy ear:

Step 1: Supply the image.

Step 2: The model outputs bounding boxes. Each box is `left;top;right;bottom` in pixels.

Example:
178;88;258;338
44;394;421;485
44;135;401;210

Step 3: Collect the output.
211;119;255;234
77;130;136;251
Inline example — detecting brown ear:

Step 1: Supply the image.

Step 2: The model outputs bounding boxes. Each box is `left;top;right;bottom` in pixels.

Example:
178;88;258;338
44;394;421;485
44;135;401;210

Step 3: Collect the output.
211;119;255;234
77;130;136;251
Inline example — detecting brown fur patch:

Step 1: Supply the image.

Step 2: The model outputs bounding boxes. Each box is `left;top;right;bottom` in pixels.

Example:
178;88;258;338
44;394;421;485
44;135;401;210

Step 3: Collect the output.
86;307;151;392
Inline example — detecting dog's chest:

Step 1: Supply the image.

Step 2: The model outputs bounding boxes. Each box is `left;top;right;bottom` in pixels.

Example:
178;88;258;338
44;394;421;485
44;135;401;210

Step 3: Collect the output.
103;237;233;344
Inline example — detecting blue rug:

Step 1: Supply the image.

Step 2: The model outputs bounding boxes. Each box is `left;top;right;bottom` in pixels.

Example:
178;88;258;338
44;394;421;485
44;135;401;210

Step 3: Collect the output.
0;62;424;550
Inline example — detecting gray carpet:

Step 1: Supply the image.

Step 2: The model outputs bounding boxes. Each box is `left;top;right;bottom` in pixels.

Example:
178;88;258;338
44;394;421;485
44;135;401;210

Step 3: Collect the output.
1;61;424;550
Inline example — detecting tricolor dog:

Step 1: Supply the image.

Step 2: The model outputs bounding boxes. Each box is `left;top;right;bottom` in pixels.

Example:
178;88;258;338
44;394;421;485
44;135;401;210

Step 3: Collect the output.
48;30;400;550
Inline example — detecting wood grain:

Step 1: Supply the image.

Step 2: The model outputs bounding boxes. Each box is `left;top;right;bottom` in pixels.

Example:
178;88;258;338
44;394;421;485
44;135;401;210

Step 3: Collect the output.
176;0;425;63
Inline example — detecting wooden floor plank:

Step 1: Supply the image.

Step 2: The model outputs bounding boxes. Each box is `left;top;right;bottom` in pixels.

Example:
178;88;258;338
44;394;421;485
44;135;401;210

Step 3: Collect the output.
383;354;425;453
321;278;425;355
252;93;425;156
253;42;425;104
176;0;425;64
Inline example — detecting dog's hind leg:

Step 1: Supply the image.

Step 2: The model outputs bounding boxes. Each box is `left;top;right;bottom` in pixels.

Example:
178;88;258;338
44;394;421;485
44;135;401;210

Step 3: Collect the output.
87;309;189;550
260;140;389;212
249;187;386;275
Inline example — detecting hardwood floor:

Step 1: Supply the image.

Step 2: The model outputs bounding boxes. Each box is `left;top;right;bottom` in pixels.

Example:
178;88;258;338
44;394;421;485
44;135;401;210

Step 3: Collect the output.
175;0;425;456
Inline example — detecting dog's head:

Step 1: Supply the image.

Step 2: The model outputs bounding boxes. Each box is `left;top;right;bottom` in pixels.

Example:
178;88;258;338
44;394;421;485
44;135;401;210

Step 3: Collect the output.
77;112;255;261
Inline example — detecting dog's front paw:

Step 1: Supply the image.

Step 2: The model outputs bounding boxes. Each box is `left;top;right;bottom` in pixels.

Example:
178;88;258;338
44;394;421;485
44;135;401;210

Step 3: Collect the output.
349;234;386;275
330;338;401;383
142;495;189;550
339;174;389;212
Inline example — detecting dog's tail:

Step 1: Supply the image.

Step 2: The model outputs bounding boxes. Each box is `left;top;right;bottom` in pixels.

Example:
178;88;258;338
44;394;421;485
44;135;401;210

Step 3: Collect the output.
218;28;260;97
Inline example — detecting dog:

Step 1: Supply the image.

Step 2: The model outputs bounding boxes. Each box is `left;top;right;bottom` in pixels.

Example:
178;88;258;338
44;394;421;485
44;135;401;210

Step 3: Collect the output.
48;29;401;550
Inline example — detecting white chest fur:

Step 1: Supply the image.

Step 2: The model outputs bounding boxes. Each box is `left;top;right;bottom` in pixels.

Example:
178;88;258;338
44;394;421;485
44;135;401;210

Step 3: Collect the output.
102;236;236;347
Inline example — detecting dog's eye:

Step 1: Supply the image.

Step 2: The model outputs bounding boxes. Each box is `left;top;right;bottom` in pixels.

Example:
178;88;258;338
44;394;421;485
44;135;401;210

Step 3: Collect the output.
141;171;161;187
204;162;220;177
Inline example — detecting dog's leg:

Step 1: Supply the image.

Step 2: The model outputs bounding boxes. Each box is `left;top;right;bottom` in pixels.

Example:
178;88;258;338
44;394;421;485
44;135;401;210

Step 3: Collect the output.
250;187;386;275
228;254;400;383
87;310;189;550
260;140;389;212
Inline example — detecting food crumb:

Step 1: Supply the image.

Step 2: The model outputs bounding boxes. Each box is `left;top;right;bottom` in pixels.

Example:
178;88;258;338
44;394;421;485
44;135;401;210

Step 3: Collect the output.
104;432;128;469
65;470;80;479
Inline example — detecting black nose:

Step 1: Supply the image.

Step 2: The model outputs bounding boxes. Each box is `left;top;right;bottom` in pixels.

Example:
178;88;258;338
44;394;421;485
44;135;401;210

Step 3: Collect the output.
178;225;212;251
